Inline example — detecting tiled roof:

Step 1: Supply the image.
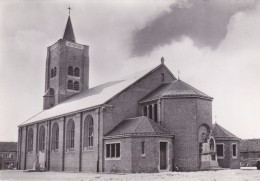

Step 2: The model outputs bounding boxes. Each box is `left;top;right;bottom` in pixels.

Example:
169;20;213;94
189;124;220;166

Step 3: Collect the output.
105;116;173;138
141;80;212;102
240;139;260;152
212;123;240;141
63;16;76;42
0;142;17;152
20;64;165;126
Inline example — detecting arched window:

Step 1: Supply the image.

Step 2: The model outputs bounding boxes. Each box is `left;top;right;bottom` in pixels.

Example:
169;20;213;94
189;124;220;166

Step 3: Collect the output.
161;73;165;81
53;67;57;77
68;66;73;76
74;67;80;77
83;116;94;148
143;106;147;116
73;81;79;91
67;80;73;90
52;123;59;150
39;126;45;151
148;105;153;119
27;128;34;152
49;88;54;96
67;120;75;149
154;104;158;122
210;138;215;151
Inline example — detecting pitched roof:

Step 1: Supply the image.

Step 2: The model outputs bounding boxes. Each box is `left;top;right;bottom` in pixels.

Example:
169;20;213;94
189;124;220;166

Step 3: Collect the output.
240;139;260;152
0;142;17;152
212;123;240;141
63;16;76;42
105;116;173;138
20;64;167;126
141;80;212;102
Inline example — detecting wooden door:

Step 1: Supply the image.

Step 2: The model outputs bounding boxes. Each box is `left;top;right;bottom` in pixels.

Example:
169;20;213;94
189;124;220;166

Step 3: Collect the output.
160;142;167;170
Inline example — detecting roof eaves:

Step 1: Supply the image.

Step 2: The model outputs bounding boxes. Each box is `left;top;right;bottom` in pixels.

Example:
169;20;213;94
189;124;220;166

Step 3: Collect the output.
19;104;105;127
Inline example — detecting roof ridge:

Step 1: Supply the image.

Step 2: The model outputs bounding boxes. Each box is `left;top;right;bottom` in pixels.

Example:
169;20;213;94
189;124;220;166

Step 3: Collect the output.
178;80;211;97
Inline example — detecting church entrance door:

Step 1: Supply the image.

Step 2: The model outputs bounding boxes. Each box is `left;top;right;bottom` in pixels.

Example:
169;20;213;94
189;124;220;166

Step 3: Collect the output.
160;142;167;170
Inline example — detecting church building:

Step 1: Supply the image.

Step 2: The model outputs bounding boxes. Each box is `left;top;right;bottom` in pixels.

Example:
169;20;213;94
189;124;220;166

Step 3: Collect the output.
17;14;240;173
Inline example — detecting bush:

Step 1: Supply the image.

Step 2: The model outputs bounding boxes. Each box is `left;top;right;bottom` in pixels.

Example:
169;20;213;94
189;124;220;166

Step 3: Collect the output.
256;161;260;170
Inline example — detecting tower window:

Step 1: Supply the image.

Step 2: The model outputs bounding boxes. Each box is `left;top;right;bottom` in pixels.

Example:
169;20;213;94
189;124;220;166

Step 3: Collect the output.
67;80;73;90
74;67;80;77
51;68;54;78
68;66;73;76
74;81;79;91
54;67;57;77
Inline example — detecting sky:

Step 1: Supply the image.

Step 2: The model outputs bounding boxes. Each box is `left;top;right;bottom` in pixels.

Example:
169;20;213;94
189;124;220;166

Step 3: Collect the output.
0;0;260;141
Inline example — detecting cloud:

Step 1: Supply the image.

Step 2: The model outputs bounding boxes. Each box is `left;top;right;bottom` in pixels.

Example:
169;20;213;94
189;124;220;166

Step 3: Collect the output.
131;0;257;57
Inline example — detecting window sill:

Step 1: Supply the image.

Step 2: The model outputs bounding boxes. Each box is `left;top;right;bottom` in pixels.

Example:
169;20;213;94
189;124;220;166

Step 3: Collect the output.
51;149;59;153
27;152;34;155
217;156;224;159
105;157;121;161
67;89;80;92
66;148;75;153
83;147;94;152
68;75;80;79
141;154;146;157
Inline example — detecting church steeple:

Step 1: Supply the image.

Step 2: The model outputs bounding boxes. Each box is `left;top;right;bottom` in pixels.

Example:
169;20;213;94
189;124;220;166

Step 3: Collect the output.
63;15;76;42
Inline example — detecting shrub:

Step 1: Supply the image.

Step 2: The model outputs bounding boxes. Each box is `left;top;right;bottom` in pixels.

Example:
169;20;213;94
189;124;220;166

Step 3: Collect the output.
256;161;260;170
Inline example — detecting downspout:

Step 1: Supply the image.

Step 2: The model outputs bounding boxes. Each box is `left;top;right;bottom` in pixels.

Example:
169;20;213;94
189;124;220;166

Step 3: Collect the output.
24;126;28;170
79;112;83;172
97;107;101;172
62;117;66;171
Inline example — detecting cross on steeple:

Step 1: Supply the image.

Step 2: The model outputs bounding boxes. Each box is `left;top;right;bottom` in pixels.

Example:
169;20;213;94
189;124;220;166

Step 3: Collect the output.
178;70;180;80
68;5;71;15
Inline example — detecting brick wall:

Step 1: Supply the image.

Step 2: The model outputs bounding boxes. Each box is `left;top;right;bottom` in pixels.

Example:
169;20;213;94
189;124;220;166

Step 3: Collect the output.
162;98;212;171
131;137;172;173
216;140;240;169
104;65;175;136
104;138;132;173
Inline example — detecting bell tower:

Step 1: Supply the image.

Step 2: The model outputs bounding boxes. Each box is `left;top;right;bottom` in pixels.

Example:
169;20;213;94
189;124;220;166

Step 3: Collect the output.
43;10;89;110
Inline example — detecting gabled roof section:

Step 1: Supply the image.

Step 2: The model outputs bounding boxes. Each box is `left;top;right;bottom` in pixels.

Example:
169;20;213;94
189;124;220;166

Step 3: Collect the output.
105;116;173;138
141;79;212;102
212;123;240;141
63;16;76;42
0;142;17;152
240;139;260;152
20;64;170;126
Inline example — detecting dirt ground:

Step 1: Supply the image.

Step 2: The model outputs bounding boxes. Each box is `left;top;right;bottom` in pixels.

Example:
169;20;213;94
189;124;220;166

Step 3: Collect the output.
0;169;260;181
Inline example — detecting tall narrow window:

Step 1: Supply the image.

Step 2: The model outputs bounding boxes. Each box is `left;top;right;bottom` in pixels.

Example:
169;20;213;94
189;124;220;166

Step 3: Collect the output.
143;106;147;116
148;105;153;119
67;80;73;90
68;66;73;76
74;81;79;91
232;144;237;157
27;128;34;152
52;123;59;150
83;115;94;148
51;68;54;78
154;104;158;122
67;120;75;149
53;67;57;77
39;126;45;151
88;117;94;147
141;141;145;155
74;67;80;77
161;73;165;81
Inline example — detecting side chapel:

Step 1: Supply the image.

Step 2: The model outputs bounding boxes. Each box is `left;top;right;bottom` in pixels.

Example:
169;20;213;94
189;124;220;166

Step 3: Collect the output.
17;13;240;173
